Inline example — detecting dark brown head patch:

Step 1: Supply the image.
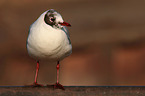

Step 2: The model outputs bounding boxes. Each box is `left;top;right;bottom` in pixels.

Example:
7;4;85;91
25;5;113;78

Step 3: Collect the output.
44;10;56;26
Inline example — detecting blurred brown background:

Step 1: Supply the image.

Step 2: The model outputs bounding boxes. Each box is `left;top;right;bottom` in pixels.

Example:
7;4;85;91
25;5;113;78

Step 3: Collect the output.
1;0;145;86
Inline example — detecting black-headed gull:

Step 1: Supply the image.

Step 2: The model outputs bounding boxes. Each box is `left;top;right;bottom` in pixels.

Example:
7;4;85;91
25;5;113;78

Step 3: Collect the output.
27;9;72;89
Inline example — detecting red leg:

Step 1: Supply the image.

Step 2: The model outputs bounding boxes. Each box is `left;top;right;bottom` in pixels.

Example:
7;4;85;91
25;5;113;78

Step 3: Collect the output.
34;61;39;84
48;61;64;90
55;61;65;90
28;61;43;87
56;61;59;84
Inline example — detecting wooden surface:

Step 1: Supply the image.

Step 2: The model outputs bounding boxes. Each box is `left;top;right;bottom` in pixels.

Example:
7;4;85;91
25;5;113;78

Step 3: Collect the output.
0;86;145;96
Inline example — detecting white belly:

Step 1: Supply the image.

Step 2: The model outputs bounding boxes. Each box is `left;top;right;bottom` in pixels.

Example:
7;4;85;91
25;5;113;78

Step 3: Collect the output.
27;23;72;61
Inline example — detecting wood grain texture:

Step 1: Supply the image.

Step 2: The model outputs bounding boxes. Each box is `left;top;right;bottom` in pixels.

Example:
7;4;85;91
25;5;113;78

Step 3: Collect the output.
0;86;145;96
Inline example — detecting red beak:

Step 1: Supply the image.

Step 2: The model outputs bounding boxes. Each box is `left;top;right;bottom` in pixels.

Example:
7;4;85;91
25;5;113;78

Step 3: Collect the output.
60;22;71;27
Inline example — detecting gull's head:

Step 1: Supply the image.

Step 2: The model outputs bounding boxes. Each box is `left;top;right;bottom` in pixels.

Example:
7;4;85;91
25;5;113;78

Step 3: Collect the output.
44;9;71;28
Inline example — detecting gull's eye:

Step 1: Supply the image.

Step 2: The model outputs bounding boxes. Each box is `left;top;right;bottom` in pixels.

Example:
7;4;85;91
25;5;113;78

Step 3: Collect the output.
50;17;55;22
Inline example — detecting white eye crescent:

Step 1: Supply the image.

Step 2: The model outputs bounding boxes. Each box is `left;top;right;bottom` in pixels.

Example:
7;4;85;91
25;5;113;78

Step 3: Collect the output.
50;17;55;22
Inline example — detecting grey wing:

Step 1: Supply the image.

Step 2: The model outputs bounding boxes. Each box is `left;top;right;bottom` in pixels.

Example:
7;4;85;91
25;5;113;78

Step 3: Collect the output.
63;26;70;37
62;26;71;44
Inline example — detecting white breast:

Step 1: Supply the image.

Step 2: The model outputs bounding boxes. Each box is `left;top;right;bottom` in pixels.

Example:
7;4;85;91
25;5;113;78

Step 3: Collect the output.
27;11;72;61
